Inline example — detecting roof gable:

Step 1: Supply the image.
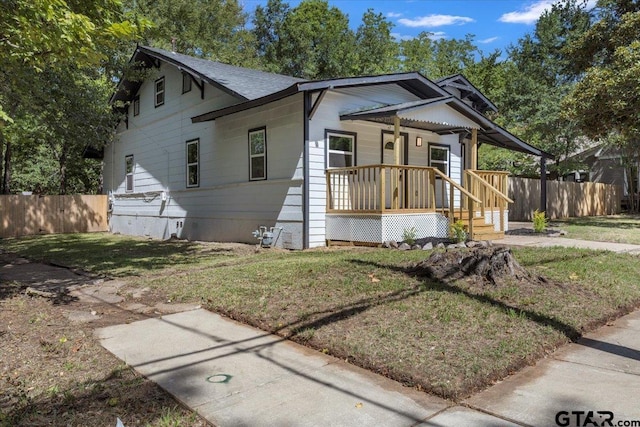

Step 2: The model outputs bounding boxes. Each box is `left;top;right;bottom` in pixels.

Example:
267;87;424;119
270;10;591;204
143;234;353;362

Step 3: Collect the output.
110;45;304;109
436;74;497;114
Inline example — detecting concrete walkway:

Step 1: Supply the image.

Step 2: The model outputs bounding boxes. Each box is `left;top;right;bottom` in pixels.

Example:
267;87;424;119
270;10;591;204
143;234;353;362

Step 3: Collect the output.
497;234;640;254
97;306;640;426
96;236;640;426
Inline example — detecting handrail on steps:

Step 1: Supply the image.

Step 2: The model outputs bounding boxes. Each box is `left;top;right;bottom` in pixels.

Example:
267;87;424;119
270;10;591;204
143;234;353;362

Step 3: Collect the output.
434;169;482;204
465;170;514;204
433;168;481;237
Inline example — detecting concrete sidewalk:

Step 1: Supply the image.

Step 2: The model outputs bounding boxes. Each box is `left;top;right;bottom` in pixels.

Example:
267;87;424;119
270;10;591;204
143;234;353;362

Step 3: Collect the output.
96;309;511;426
97;307;640;426
496;234;640;253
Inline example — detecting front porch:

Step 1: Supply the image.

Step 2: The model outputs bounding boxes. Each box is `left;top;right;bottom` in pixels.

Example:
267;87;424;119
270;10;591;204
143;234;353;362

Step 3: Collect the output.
325;164;512;244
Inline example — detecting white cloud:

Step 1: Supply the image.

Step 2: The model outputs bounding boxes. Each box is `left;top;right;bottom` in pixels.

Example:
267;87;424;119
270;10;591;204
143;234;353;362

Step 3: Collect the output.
387;12;402;18
398;14;474;28
499;0;555;25
499;0;598;24
391;32;414;41
392;31;447;41
478;36;499;44
428;31;447;40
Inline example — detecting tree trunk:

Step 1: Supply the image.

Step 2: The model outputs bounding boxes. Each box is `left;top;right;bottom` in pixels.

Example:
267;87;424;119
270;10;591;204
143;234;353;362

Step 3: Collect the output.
59;148;67;195
2;138;11;194
0;130;4;193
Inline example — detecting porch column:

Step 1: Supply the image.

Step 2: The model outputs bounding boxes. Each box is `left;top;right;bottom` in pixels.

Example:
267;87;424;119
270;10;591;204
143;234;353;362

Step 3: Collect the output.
393;115;401;165
393;115;400;209
470;128;478;170
540;154;547;213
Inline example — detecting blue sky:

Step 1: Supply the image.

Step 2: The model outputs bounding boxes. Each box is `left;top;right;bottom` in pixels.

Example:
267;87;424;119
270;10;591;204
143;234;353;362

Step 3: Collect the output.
242;0;595;54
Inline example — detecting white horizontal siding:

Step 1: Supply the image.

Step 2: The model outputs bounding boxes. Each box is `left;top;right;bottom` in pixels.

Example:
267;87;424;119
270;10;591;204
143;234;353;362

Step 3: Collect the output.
110;179;304;248
305;87;469;246
106;59;305;248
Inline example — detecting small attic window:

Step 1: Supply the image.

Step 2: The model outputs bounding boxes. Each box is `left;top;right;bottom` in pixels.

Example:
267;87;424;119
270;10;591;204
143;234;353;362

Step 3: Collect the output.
155;77;165;107
182;73;192;94
133;96;140;116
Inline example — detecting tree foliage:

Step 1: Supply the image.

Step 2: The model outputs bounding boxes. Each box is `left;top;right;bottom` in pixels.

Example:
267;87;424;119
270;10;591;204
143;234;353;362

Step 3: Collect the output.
0;0;144;193
493;0;591;177
253;0;355;79
128;0;258;67
563;1;640;208
353;9;400;75
400;33;478;79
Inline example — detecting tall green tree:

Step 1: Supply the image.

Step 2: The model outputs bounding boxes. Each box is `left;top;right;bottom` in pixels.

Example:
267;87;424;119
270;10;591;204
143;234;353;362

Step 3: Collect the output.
253;0;356;79
0;0;144;193
399;32;437;76
353;9;400;75
400;33;478;79
497;0;591;178
563;1;640;208
253;0;290;73
128;0;257;67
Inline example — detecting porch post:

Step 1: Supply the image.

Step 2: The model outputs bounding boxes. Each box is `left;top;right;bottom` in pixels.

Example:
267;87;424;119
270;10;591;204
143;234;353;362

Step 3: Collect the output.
470;128;478;170
392;115;400;209
540;154;547;213
393;115;401;165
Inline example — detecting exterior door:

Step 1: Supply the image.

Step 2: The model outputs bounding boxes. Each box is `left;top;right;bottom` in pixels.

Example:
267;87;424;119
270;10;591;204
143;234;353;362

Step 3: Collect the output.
381;131;408;209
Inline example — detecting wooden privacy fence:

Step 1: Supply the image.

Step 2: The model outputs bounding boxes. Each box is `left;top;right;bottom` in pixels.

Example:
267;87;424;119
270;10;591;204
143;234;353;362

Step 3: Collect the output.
0;195;108;238
508;177;621;221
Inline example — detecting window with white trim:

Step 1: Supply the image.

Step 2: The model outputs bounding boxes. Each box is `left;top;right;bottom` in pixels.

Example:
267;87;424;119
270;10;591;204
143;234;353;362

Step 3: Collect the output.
327;132;355;168
249;127;266;181
155;76;165;107
186;139;199;187
125;155;134;192
182;73;192;94
429;144;449;176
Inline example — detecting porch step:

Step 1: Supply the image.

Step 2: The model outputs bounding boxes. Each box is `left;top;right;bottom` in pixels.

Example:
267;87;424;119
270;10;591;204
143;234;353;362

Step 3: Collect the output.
470;229;505;241
450;211;505;241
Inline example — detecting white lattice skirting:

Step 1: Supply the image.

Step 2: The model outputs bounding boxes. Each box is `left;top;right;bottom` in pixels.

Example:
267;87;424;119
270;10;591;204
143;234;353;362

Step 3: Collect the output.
325;213;450;243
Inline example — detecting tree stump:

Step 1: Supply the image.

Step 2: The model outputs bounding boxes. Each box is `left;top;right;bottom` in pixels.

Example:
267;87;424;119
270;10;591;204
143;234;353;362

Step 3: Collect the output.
406;246;536;286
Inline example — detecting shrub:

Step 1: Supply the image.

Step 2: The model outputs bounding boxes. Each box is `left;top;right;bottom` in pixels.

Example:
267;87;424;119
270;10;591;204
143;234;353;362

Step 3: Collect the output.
450;219;467;243
532;210;548;233
402;227;417;245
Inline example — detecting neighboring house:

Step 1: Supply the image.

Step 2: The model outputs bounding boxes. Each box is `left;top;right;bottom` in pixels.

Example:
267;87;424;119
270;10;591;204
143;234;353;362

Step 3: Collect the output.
563;143;637;209
563;143;635;190
104;45;550;249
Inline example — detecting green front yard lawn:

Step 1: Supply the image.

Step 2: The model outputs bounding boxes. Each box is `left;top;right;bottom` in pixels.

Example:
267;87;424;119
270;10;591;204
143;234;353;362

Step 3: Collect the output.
553;214;640;245
2;233;639;399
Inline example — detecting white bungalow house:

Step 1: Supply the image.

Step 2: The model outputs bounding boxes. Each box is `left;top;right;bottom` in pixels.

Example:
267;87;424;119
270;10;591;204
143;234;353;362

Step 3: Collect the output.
104;46;551;249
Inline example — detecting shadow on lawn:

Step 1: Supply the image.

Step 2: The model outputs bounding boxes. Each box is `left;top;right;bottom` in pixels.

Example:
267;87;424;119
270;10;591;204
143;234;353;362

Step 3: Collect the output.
0;233;206;277
3;365;199;427
349;259;583;342
554;215;640;230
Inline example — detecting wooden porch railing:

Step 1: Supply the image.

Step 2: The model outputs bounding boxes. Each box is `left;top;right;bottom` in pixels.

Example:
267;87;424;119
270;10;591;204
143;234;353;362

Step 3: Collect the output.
326;164;482;236
464;170;513;232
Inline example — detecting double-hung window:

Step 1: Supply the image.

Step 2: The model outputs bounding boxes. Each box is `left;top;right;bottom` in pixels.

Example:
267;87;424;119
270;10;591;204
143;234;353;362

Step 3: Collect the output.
125;155;134;192
327;131;355;168
133;96;140;116
186;139;199;187
249;127;267;181
429;144;450;176
155;77;165;107
182;73;192;94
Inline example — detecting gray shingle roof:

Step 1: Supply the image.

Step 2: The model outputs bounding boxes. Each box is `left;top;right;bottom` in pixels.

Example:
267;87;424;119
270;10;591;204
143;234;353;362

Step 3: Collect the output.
140;46;304;100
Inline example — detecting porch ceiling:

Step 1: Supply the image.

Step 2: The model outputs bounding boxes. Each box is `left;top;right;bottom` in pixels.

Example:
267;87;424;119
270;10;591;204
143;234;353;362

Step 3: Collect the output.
340;97;554;159
340;97;479;134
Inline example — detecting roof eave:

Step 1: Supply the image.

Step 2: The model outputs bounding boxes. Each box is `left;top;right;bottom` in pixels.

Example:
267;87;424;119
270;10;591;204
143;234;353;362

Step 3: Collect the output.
136;46;249;102
191;84;301;123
